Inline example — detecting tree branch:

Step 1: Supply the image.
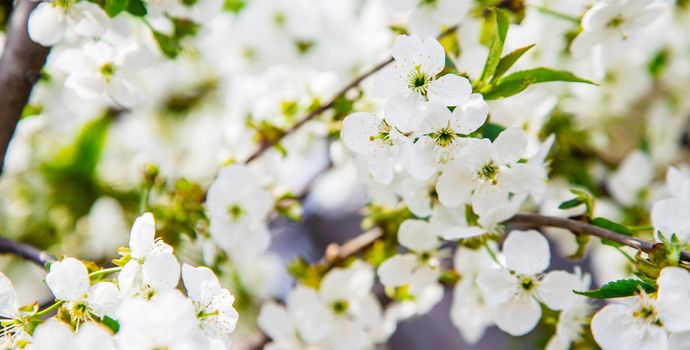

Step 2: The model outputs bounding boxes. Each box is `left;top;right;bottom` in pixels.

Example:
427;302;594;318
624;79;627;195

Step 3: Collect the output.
509;214;690;262
0;236;55;268
0;0;50;174
244;25;459;164
321;227;383;266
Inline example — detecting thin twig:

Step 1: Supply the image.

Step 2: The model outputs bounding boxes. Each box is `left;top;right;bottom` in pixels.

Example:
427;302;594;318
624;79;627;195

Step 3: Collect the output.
0;0;50;174
321;227;383;266
243;25;460;164
509;214;690;262
0;236;55;268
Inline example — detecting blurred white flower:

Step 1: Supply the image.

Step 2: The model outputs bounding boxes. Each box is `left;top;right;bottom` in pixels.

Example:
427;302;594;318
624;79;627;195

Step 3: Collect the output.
28;0;108;46
206;165;273;257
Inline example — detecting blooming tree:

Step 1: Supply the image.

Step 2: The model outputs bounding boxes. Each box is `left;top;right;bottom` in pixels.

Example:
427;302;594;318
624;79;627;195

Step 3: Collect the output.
0;0;689;349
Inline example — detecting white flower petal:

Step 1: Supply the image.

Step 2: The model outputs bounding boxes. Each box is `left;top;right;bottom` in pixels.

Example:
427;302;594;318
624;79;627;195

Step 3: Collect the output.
427;74;472;106
503;230;550;275
87;282;121;318
420;37;446;75
129;212;156;259
182;264;220;302
493;127;528;165
454;93;489;135
0;273;18;318
592;303;668;350
436;165;474;207
494;296;542;336
378;254;418;288
142;254;180;292
27;3;66;46
342;112;379;155
476;268;517;305
392;34;423;66
46;257;90;302
398;219;437;252
657;267;690;332
538;270;582;311
288;286;334;343
258;302;296;341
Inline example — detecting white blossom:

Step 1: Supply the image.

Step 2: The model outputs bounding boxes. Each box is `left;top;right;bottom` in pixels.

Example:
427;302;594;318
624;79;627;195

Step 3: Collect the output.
373;34;472;131
476;230;584;336
206;165;273;257
28;0;108;46
378;219;443;297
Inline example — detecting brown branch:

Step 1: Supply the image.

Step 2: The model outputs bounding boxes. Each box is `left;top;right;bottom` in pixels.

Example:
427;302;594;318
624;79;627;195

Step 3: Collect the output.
509;214;690;262
0;0;50;174
321;227;384;266
243;25;460;164
0;236;55;268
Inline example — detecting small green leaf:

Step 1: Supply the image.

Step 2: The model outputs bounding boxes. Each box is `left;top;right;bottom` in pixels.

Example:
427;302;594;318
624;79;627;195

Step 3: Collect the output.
104;0;128;16
101;316;120;333
482;68;595;100
492;44;535;81
648;49;669;78
591;217;633;236
477;8;510;84
152;18;199;58
126;0;147;16
558;198;582;210
481;122;505;142
575;279;656;299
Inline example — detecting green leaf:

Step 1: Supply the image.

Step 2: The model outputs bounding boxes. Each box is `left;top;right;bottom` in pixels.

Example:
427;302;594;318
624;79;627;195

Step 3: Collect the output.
492;44;535;81
482;68;595;100
477;8;510;84
591;217;633;236
481;122;505;142
152;18;199;58
104;0;128;16
44;115;111;179
575;279;656;299
126;0;147;16
558;198;582;210
648;49;669;78
101;316;120;333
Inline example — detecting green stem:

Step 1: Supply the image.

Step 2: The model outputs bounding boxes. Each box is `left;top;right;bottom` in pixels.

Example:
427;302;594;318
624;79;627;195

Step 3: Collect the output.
89;267;122;279
33;300;64;319
483;242;504;268
530;5;580;23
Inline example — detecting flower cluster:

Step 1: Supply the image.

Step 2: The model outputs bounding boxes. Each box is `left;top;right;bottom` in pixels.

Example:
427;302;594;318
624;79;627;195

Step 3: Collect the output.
0;213;238;349
3;0;690;349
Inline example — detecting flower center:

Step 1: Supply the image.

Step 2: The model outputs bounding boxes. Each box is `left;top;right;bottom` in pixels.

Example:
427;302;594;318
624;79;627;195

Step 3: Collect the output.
53;0;73;9
369;120;394;145
519;275;536;291
295;40;315;54
432;127;456;147
419;0;438;7
407;65;432;96
274;12;286;27
478;162;500;184
227;204;245;221
633;304;663;326
100;63;116;82
606;16;624;28
68;301;89;322
331;299;349;314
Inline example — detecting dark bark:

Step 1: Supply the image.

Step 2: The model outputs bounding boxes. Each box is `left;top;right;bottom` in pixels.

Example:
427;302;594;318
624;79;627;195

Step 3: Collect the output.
0;236;55;268
0;0;49;174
